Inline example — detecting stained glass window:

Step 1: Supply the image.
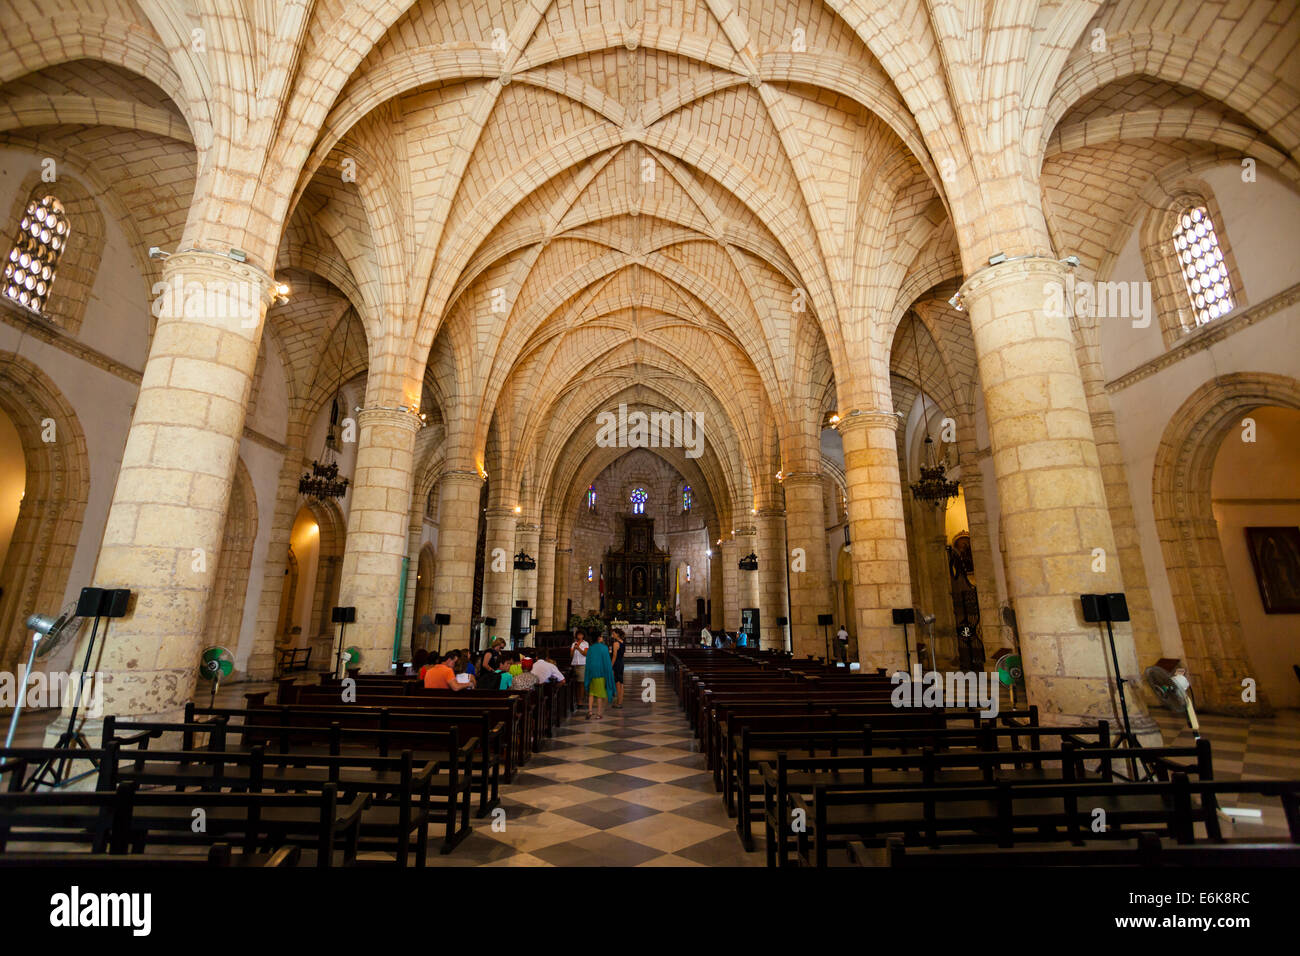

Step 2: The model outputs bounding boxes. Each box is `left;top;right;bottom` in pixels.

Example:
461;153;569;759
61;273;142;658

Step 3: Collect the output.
630;487;647;515
586;484;597;510
683;485;692;512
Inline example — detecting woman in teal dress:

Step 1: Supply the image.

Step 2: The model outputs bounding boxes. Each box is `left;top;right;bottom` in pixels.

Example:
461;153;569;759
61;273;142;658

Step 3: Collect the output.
583;633;617;720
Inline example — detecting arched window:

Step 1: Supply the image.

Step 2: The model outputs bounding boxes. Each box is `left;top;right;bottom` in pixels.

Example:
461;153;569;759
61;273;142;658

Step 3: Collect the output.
3;196;68;314
586;485;597;511
1171;205;1233;326
630;487;647;515
586;565;593;582
682;485;692;512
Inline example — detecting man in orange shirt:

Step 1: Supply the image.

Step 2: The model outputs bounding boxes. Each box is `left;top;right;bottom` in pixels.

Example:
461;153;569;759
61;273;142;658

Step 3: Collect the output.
423;651;474;691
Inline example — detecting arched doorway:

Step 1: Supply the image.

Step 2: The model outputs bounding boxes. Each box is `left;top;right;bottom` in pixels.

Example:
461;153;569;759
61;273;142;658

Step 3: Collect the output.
412;543;436;652
1153;372;1300;714
0;354;90;672
835;545;854;661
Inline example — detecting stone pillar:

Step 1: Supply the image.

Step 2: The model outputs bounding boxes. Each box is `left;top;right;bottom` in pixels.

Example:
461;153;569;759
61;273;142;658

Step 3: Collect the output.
783;473;832;658
709;546;723;628
514;522;541;629
335;406;421;674
839;410;913;672
536;535;557;630
956;444;1007;656
959;257;1153;732
553;547;572;629
432;470;483;649
480;507;517;642
80;251;272;720
247;417;309;679
755;509;788;650
720;538;739;631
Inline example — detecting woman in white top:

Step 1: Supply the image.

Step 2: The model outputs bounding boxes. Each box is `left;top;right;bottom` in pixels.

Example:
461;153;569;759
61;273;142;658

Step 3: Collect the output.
570;630;590;709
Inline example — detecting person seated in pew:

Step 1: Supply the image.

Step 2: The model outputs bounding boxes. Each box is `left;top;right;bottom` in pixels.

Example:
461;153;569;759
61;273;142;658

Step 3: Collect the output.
424;650;475;691
478;638;506;690
498;653;516;690
512;658;540;693
460;649;476;677
700;627;713;648
532;654;565;683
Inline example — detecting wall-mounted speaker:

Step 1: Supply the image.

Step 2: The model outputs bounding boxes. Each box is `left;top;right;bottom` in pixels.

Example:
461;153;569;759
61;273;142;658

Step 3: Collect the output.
817;614;834;627
433;613;450;626
776;616;788;626
1080;593;1130;623
331;606;356;624
892;608;916;625
484;616;497;627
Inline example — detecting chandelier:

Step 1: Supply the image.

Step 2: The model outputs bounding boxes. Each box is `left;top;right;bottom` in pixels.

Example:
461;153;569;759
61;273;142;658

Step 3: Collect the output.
737;552;758;571
299;317;352;501
906;312;959;508
513;551;536;571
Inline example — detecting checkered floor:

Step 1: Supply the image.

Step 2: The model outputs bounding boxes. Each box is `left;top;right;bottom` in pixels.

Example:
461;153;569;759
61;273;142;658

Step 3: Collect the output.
418;663;760;867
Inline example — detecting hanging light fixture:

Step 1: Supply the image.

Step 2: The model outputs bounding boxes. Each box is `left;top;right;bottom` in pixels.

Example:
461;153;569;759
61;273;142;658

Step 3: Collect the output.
906;313;959;508
299;315;353;501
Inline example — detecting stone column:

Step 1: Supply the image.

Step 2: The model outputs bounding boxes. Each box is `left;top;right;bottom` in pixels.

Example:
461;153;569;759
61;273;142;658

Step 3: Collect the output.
709;546;723;629
536;535;557;630
719;538;739;631
956;443;1007;655
959;257;1153;732
783;473;832;658
432;470;483;649
335;406;421;673
80;251;272;720
839;410;913;672
480;507;517;642
552;547;572;629
755;509;788;650
514;522;541;629
247;416;309;679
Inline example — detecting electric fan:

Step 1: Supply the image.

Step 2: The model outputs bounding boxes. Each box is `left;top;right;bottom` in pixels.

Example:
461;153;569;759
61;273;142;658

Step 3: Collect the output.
198;646;234;707
5;603;87;749
1145;665;1200;739
343;646;362;671
995;652;1025;709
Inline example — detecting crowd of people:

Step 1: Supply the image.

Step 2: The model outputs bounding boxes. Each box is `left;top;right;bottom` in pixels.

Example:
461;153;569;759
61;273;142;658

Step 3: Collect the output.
410;626;634;718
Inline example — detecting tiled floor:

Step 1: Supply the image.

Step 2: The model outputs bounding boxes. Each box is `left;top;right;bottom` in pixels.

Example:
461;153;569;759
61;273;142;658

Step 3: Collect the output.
420;663;761;867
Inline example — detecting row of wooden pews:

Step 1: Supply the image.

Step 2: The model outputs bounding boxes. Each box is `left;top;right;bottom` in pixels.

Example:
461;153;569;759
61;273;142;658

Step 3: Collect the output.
0;657;579;867
669;648;1300;867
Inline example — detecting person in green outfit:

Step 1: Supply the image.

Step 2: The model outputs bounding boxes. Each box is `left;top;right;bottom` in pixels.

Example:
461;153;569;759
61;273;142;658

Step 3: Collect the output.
583;633;616;720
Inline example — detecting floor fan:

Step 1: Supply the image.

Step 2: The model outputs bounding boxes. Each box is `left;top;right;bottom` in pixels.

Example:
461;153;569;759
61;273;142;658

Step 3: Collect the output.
995;652;1025;709
343;646;362;674
198;646;235;707
1145;665;1200;739
5;603;86;750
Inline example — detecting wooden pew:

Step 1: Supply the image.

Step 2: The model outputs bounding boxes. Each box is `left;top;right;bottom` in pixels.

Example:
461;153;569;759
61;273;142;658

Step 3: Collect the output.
790;775;1300;868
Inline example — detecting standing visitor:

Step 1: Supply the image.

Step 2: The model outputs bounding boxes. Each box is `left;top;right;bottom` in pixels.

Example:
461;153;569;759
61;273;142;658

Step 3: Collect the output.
583;633;616;720
571;629;590;709
835;624;849;664
609;628;626;709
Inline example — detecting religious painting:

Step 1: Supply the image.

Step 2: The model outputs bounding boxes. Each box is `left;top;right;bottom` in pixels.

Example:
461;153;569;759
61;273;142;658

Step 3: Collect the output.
632;565;647;595
1244;526;1300;614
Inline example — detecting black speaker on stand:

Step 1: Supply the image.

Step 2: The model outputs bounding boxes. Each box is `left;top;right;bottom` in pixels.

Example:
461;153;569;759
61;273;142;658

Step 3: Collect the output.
29;587;130;790
1081;592;1145;779
331;606;356;677
817;614;833;662
892;608;916;673
433;613;450;654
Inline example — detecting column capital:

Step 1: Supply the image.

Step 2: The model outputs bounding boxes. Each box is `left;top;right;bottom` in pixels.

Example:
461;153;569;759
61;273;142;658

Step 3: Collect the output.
732;525;757;537
516;522;541;534
440;469;485;487
835;409;901;434
780;471;823;487
555;547;573;555
356;405;422;432
162;249;275;291
484;506;518;521
755;507;785;519
957;255;1067;304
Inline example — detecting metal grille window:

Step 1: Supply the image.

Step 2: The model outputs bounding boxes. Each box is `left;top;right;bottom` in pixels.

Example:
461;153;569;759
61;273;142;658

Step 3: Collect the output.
4;196;68;315
1172;205;1233;326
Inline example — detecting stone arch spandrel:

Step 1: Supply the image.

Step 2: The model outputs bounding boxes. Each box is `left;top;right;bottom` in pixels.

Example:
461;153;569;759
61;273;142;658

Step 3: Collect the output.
1152;372;1300;715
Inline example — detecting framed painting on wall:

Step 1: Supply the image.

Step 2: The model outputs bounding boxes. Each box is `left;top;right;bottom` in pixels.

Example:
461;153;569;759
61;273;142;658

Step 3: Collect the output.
1244;526;1300;614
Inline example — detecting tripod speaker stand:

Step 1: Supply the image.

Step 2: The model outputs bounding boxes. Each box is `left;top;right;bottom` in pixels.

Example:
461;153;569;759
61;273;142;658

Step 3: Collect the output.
28;587;130;790
331;606;356;678
1081;592;1147;781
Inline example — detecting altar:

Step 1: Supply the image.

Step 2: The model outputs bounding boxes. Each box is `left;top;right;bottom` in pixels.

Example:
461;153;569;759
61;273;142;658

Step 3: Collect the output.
603;515;671;625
